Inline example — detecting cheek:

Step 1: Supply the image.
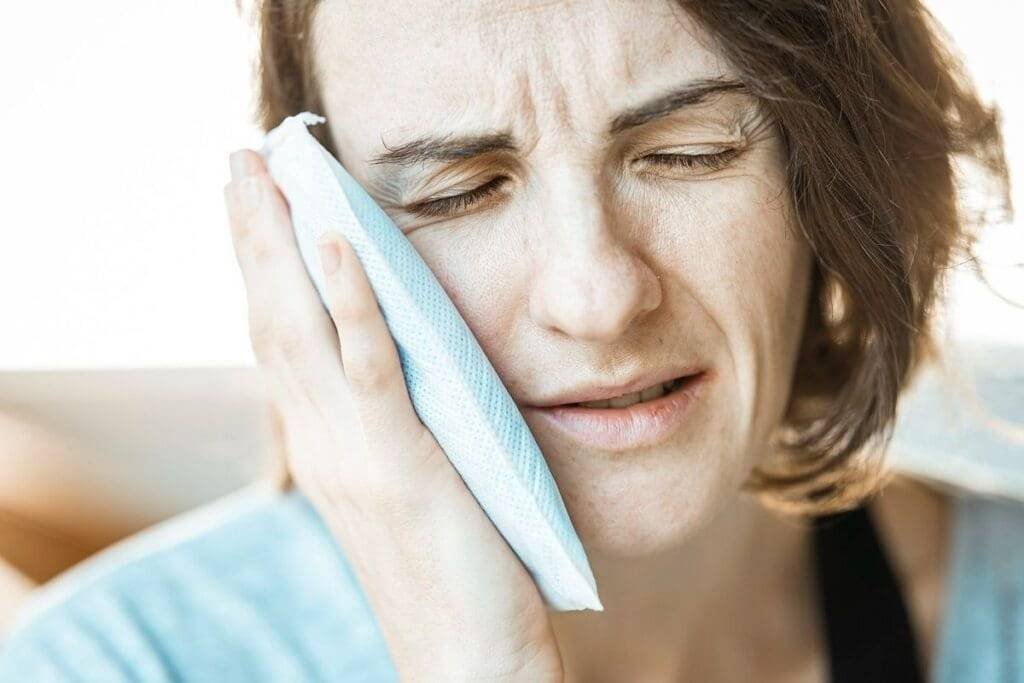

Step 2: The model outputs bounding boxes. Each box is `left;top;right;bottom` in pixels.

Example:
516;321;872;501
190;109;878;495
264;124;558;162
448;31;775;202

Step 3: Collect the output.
694;180;804;330
710;180;809;443
406;225;529;379
701;177;811;377
640;170;811;450
629;167;804;340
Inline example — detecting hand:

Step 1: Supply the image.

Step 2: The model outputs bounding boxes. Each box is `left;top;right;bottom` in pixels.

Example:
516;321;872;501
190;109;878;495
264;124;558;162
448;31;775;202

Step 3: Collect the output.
222;149;564;681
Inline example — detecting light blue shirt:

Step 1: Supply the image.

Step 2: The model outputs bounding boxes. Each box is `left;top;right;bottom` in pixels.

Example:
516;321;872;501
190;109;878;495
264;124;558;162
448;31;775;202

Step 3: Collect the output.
0;486;397;682
1;481;1023;682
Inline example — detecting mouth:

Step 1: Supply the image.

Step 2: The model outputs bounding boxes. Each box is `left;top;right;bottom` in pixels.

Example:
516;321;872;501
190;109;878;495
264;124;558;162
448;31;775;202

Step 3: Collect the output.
522;370;711;452
563;374;694;409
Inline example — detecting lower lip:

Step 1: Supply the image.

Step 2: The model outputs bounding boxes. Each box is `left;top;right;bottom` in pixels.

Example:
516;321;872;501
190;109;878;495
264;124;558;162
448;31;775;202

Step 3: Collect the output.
522;371;711;451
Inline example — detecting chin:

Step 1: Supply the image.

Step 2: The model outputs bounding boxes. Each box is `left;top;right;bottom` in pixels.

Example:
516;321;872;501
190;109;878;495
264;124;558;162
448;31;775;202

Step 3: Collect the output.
547;439;755;560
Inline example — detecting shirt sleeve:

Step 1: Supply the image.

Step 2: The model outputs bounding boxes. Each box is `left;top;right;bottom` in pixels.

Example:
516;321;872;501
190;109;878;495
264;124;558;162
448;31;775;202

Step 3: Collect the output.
0;489;397;683
0;607;173;683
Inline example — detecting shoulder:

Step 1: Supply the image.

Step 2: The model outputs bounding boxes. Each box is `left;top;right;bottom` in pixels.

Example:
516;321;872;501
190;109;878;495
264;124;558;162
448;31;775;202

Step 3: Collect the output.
0;483;396;682
943;487;1024;587
869;474;1024;680
928;486;1024;683
873;473;1024;579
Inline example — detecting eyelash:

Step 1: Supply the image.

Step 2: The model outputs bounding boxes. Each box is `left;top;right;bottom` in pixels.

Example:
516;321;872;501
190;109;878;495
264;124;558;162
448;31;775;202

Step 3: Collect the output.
640;148;741;172
411;176;510;218
409;148;740;217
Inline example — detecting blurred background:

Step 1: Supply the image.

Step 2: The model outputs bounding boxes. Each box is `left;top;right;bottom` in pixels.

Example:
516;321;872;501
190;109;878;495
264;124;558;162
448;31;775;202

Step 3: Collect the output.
0;0;1021;633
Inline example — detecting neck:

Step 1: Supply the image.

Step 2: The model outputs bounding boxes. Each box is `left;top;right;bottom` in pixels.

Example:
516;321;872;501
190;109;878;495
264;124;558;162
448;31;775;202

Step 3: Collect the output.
548;492;818;681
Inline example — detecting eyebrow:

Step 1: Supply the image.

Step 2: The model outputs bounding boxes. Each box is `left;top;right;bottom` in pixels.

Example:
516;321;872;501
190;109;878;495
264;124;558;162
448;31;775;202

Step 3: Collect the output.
608;77;747;135
366;77;748;169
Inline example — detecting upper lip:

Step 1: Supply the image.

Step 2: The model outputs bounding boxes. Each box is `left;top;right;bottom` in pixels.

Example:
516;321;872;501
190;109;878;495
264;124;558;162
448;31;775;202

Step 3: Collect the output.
525;365;705;408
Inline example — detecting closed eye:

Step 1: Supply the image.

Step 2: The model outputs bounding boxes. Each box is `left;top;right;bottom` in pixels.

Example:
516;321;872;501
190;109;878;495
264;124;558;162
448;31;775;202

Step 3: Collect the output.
406;148;741;219
408;176;511;218
640;148;741;172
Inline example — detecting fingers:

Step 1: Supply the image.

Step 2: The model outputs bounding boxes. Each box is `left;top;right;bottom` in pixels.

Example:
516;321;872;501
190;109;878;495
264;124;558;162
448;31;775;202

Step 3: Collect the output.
223;150;346;401
315;231;454;500
223;147;453;509
224;150;319;324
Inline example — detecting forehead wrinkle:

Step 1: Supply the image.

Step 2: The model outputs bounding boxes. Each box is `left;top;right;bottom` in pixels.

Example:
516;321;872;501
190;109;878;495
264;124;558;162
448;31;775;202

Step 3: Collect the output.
471;2;628;128
510;70;542;154
316;1;740;185
510;39;622;153
523;55;583;143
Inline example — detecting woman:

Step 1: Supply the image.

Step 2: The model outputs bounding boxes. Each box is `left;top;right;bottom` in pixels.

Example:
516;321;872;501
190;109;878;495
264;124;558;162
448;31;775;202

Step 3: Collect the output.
0;1;1017;681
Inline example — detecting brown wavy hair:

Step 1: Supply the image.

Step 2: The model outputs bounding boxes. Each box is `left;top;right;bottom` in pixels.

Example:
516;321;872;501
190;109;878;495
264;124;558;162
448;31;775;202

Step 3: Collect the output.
248;0;1012;514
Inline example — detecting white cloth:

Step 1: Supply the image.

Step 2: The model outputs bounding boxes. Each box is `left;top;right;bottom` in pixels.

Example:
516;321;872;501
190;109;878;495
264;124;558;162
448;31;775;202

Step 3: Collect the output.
259;113;601;611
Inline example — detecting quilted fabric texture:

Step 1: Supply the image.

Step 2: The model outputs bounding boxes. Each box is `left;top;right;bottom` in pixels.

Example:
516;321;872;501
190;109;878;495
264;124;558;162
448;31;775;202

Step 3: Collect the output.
259;112;602;611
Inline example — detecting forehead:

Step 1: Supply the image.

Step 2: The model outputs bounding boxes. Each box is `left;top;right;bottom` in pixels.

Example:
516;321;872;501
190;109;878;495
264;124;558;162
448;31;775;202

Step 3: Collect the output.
312;1;734;160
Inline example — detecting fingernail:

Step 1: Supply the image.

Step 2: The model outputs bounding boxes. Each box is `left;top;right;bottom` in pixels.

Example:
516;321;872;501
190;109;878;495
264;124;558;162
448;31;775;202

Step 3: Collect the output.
318;235;342;276
229;151;256;182
240;176;263;210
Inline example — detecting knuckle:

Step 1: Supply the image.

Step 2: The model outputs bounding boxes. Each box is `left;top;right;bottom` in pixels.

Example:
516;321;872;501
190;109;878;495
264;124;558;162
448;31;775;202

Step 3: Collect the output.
343;355;396;393
247;234;278;268
333;288;377;324
225;202;277;268
232;223;261;260
250;312;309;366
273;321;310;365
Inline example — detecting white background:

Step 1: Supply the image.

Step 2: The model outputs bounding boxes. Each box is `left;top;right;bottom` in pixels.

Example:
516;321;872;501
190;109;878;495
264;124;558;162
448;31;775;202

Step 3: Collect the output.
0;0;1020;371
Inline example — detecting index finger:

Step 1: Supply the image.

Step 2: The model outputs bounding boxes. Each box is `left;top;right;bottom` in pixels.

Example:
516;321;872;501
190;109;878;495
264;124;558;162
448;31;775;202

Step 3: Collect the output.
223;149;350;404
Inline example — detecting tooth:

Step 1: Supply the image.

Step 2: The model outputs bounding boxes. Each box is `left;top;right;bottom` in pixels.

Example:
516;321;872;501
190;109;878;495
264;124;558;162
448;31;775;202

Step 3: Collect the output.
580;398;610;409
608;391;642;408
640;383;666;402
577;379;685;409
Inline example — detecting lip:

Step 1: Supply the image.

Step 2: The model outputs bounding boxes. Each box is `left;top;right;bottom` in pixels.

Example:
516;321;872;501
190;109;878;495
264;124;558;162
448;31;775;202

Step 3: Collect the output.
521;370;712;451
527;365;705;407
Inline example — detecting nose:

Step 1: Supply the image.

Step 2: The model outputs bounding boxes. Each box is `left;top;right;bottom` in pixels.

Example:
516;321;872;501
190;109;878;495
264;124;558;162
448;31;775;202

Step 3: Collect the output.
528;168;663;343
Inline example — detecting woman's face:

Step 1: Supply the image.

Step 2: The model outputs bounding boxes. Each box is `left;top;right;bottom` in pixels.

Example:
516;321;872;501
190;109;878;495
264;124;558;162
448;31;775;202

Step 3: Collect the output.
312;0;813;556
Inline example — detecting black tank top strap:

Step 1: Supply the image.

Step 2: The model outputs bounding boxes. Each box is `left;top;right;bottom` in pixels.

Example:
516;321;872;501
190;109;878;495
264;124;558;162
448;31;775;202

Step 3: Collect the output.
811;502;925;683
